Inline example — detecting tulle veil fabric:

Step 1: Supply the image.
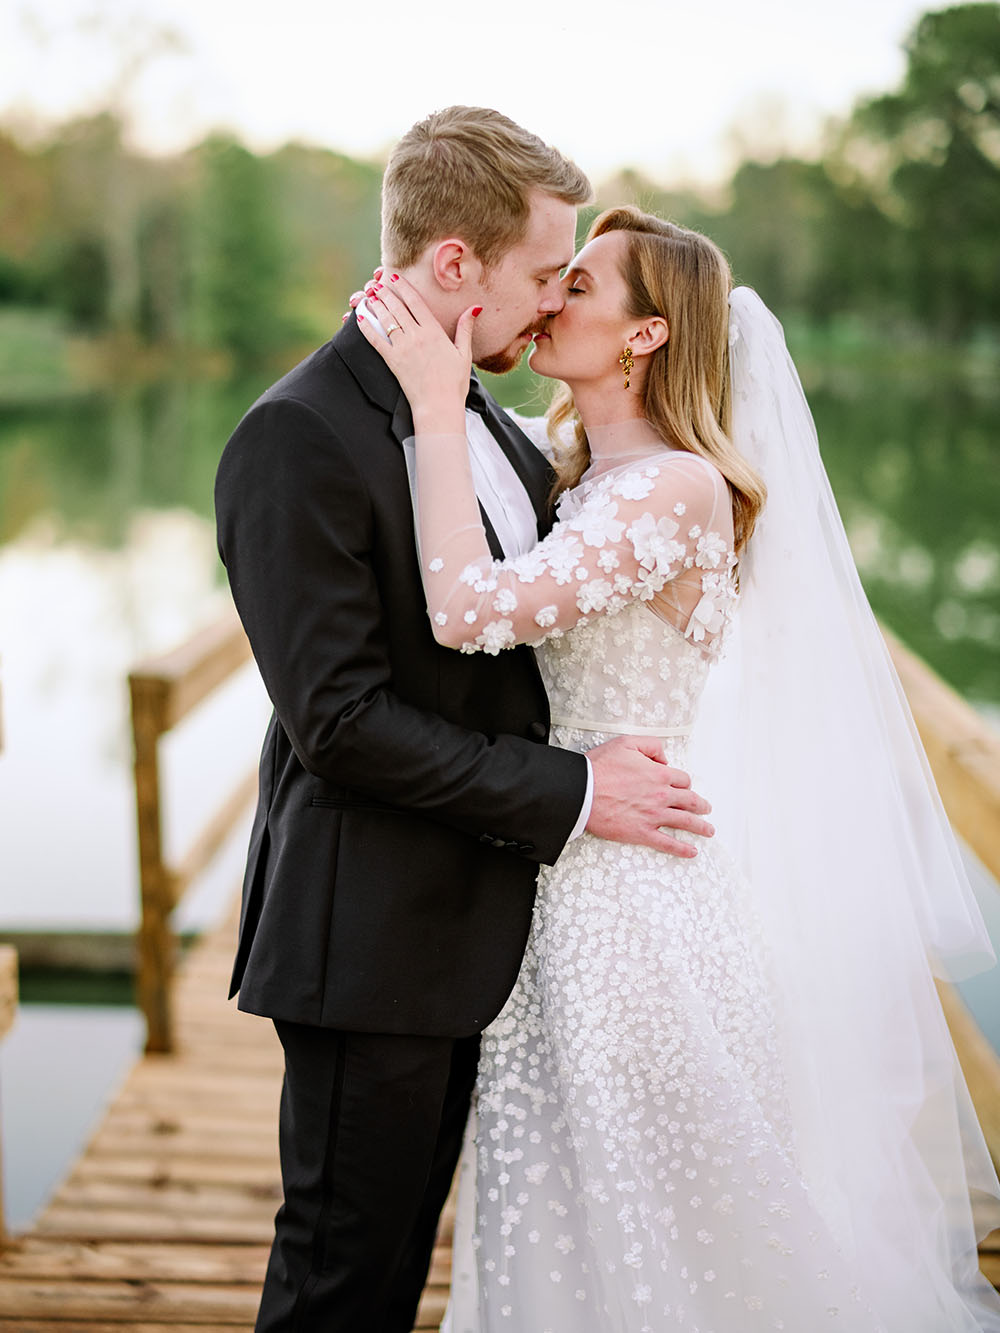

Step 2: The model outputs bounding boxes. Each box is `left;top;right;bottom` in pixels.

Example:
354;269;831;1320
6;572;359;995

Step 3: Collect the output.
689;286;1000;1325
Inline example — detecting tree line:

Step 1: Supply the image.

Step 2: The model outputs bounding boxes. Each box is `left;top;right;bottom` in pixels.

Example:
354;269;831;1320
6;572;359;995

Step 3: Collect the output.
0;3;996;369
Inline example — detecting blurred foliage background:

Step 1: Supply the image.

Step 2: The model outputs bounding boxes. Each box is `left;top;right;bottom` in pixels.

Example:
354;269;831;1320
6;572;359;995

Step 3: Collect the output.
0;4;997;374
0;1;997;701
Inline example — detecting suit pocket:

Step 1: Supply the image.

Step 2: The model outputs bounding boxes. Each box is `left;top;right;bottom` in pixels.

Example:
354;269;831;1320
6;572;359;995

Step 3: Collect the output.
310;794;403;815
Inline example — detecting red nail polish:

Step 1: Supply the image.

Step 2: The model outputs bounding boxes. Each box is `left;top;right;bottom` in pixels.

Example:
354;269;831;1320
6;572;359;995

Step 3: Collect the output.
471;306;483;316
357;311;364;321
390;273;399;281
375;283;383;290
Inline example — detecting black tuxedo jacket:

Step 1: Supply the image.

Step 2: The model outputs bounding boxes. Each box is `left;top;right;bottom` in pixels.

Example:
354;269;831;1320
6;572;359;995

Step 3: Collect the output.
215;319;588;1036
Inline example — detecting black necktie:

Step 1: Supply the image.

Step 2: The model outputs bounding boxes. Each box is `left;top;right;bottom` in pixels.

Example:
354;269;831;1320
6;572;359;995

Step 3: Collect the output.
465;377;491;417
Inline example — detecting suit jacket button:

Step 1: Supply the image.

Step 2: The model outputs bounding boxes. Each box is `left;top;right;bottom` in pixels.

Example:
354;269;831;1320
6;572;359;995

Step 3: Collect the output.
493;837;508;849
527;721;547;740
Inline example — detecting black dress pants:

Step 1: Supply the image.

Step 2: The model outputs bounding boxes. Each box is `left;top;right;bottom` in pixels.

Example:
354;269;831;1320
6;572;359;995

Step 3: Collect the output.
255;1021;480;1333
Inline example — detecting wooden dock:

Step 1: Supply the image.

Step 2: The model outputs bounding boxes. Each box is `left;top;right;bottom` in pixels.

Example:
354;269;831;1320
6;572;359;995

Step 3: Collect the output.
0;615;997;1328
0;899;454;1330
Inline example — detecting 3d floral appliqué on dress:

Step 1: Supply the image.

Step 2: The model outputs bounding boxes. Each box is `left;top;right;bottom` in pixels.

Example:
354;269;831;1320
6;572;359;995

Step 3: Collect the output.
422;440;886;1332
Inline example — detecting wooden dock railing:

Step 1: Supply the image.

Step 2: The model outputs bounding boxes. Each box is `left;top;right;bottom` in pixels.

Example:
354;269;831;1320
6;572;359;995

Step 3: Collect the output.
883;628;1000;1174
0;945;17;1248
128;612;257;1054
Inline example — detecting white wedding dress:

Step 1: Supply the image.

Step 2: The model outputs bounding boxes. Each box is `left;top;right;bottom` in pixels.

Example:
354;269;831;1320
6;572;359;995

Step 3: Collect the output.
439;447;890;1331
414;293;1000;1332
424;445;1000;1331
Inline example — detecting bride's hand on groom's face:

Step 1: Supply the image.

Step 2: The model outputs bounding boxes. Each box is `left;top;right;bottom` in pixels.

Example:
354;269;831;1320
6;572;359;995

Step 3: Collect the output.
586;736;714;858
355;273;482;433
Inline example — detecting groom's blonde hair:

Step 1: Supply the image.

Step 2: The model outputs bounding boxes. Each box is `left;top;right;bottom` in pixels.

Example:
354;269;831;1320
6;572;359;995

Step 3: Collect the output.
381;106;592;270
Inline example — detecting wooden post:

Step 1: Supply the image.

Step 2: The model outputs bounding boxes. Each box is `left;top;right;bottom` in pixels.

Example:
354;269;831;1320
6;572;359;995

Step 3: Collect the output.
129;672;175;1054
128;613;256;1056
0;945;19;1247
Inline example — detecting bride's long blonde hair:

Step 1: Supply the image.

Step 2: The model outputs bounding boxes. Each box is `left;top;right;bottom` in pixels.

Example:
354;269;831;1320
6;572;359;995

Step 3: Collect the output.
549;206;765;552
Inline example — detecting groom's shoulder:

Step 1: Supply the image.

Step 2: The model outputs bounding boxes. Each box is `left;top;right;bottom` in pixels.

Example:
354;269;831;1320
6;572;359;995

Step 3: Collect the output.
247;338;351;420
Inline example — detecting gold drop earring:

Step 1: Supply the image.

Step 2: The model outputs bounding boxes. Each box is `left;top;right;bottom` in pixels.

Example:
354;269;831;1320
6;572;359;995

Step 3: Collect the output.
619;345;634;390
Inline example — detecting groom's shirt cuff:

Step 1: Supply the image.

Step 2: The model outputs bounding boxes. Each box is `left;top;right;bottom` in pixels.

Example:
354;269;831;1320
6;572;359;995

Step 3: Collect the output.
567;756;594;841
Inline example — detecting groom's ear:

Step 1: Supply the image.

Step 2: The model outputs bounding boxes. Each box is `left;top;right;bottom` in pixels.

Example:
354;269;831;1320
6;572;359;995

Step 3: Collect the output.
430;238;479;292
630;316;669;357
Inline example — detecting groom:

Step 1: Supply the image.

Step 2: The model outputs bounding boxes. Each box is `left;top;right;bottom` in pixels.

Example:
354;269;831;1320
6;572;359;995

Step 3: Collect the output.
215;106;713;1332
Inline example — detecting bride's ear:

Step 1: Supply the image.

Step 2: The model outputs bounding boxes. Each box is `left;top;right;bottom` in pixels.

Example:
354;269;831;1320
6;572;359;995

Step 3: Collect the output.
629;316;669;358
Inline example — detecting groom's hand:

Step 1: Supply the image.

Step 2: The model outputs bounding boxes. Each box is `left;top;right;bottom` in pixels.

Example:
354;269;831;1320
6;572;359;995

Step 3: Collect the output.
585;736;713;858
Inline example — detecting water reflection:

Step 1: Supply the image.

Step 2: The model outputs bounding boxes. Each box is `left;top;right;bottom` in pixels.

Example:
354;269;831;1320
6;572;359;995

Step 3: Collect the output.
0;354;997;937
0;507;269;929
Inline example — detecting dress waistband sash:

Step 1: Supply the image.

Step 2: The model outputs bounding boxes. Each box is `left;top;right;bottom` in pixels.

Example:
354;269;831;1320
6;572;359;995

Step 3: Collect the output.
549;714;692;738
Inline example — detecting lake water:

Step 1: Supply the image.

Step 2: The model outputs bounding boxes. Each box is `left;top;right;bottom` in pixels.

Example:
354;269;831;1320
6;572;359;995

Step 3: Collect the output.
0;343;997;1230
1;345;997;933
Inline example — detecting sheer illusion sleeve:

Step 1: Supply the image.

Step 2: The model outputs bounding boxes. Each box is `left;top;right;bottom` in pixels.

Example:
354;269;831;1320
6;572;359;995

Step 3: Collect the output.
414;434;735;656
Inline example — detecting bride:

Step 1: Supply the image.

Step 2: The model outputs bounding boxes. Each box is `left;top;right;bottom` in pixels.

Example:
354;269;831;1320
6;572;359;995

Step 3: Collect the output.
357;206;1000;1331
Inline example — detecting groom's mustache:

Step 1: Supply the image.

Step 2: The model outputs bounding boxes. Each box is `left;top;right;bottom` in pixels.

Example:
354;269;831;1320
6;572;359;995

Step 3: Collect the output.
522;316;552;338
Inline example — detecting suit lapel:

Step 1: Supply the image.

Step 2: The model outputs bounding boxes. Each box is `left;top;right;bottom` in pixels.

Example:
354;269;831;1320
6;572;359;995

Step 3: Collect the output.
334;321;507;560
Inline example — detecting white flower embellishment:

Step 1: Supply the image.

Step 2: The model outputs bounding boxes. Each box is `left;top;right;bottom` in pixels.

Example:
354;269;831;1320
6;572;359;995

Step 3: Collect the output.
509;548;547;584
695;531;728;569
543;535;585;585
613;471;656;502
576;578;614;614
569;494;626;548
627;512;685;577
477;619;516;655
687;587;727;642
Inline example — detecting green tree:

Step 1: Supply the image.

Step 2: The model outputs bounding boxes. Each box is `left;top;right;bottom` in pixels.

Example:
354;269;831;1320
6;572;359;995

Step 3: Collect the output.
190;136;298;366
846;3;1000;337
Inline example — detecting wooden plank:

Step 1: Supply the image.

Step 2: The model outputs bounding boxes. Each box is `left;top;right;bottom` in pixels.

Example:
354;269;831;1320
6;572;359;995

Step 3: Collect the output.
0;1324;254;1332
0;1238;450;1290
33;1209;273;1244
86;1124;278;1159
46;1179;281;1217
0;1278;259;1321
118;1065;282;1098
0;1240;269;1284
67;1156;280;1188
0;947;18;1041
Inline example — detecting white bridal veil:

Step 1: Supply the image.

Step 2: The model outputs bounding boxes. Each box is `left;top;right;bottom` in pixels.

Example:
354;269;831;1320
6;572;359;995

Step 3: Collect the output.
692;286;1000;1327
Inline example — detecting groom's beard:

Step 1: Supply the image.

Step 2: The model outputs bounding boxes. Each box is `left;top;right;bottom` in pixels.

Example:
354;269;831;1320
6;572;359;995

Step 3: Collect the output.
475;318;549;376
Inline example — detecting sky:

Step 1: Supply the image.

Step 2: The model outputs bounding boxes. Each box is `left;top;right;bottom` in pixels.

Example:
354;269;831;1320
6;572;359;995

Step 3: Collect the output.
1;0;933;185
